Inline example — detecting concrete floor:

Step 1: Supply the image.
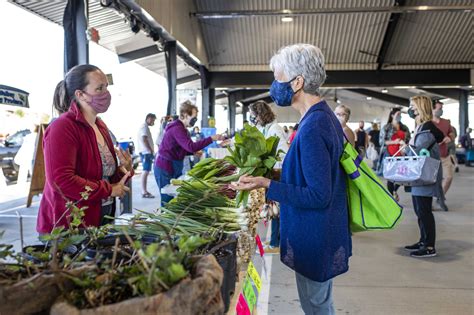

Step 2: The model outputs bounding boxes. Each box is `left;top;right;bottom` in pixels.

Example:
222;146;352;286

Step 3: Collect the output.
0;167;473;314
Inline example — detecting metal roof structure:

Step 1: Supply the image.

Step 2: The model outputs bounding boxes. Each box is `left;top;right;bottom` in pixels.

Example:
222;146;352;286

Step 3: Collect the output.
8;0;473;125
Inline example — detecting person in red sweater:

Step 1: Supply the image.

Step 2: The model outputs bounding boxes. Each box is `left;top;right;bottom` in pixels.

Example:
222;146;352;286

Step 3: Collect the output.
37;65;133;234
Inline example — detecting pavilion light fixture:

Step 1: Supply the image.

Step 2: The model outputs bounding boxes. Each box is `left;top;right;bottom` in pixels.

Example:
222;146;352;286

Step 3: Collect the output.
281;16;293;22
366;97;372;100
381;89;389;93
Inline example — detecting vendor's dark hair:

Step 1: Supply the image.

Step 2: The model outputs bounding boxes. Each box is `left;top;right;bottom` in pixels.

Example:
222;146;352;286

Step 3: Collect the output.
387;107;402;125
249;101;276;125
53;64;100;114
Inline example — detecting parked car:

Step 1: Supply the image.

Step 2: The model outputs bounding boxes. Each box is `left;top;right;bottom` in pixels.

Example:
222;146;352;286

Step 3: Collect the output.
0;129;31;182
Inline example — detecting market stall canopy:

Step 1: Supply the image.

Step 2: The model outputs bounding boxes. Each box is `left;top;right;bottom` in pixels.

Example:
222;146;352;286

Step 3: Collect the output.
0;85;29;108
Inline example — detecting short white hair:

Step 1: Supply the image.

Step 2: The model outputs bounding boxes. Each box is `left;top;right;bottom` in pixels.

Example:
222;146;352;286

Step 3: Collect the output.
270;44;326;96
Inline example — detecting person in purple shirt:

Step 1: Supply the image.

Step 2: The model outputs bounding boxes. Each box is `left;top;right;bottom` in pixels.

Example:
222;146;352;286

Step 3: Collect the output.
154;101;224;205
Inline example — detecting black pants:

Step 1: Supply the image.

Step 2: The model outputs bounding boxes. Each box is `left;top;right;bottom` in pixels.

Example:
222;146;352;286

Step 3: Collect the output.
412;195;436;248
387;181;400;195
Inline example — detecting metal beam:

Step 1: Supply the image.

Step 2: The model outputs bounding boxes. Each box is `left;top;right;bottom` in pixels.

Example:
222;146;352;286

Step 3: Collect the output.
240;92;271;105
165;41;177;115
346;88;409;106
110;0;201;71
209;70;471;88
177;74;200;85
377;0;405;70
63;0;89;73
118;45;161;63
192;5;474;19
459;90;469;136
420;88;463;101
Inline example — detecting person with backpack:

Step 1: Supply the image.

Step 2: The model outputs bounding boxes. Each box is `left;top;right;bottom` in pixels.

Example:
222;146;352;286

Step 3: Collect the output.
403;96;444;258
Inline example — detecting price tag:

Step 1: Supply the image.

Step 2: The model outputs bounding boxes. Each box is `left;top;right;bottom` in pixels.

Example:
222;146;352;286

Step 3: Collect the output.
255;234;265;257
236;293;251;315
243;277;257;311
247;261;262;293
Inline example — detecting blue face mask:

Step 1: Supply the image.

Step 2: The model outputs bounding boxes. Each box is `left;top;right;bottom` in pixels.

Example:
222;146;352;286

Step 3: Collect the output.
269;77;300;107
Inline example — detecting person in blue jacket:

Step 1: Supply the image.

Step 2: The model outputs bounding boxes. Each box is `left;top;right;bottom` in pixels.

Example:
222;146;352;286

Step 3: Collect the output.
232;44;351;314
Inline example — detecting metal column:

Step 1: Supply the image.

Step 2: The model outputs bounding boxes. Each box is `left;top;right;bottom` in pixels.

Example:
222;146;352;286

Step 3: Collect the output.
165;41;177;115
200;66;215;127
63;0;89;73
227;93;238;135
459;89;469;136
242;105;249;123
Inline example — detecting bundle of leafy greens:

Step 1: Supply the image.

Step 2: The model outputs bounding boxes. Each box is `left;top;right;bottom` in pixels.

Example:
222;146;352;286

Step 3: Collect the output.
224;124;282;205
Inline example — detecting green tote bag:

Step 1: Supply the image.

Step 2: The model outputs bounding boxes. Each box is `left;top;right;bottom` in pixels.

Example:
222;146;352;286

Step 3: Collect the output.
340;141;403;233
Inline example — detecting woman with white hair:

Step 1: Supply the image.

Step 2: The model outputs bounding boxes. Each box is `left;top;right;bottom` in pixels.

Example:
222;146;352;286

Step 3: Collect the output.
232;44;351;314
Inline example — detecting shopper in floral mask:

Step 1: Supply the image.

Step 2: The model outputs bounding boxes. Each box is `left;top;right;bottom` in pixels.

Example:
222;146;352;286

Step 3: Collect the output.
232;44;351;314
38;65;133;234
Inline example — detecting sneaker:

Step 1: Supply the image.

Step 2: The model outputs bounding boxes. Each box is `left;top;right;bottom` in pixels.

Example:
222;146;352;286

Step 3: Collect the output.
404;242;423;251
264;245;280;254
410;247;437;258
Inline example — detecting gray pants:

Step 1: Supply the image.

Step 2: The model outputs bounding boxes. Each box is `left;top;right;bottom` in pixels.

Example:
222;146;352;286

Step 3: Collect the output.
295;272;335;315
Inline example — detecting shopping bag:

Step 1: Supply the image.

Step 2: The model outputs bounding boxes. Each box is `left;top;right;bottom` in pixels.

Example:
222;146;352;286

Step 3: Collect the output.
366;143;379;161
340;141;403;232
383;145;440;186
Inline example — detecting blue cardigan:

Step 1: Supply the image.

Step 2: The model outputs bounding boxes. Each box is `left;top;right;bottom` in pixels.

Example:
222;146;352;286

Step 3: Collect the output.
267;100;352;282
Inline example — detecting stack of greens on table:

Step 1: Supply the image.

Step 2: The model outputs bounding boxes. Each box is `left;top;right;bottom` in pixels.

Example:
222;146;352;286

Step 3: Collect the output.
129;179;247;237
224;124;283;205
186;158;237;181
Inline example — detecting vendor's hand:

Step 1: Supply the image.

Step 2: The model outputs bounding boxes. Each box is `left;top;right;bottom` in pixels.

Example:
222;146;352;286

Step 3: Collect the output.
111;172;131;198
442;136;451;144
115;147;133;172
211;134;225;141
220;139;232;147
230;174;271;191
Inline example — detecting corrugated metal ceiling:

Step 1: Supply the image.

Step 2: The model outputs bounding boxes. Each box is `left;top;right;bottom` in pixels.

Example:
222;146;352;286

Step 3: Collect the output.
194;0;473;71
9;0;198;81
199;13;391;71
8;0;473;75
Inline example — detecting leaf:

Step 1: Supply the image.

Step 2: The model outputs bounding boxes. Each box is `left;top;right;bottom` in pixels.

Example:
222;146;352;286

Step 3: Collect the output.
263;156;277;169
51;226;65;237
168;263;188;283
243;155;261;168
69;234;87;245
266;136;278;156
234;132;243;144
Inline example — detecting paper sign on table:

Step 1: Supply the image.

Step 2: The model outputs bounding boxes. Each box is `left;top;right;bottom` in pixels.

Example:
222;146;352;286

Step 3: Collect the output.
243;277;257;311
247;261;262;293
236;293;251;315
255;234;265;257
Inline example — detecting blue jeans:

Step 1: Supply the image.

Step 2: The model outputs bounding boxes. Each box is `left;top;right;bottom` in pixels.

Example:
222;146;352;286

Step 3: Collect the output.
270;217;280;247
295;272;335;315
154;160;184;206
